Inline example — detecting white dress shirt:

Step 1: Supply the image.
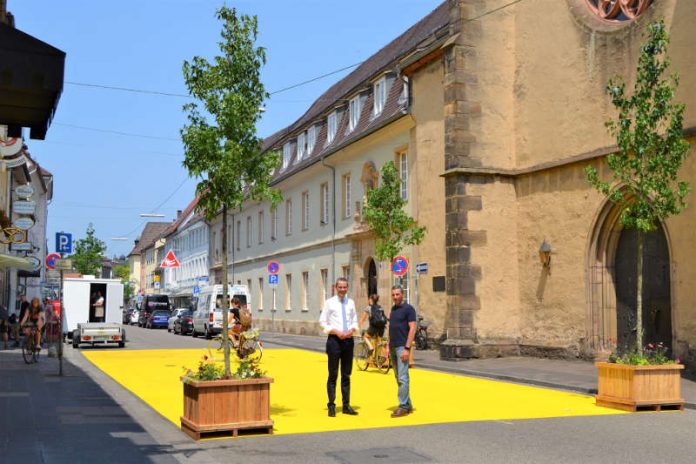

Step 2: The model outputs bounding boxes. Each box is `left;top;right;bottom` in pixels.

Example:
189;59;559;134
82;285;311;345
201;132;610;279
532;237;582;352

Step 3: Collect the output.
319;295;359;335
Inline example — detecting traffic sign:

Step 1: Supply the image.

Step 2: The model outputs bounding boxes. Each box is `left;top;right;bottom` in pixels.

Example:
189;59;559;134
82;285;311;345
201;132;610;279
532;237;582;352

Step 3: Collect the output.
160;249;180;268
45;253;60;270
416;262;428;274
56;232;72;254
392;255;409;276
55;258;72;270
267;261;280;275
154;281;160;289
268;274;279;285
193;286;200;295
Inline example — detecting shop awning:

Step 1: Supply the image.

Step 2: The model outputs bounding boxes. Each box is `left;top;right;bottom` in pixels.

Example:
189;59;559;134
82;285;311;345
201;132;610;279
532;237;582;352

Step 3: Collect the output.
0;252;32;270
0;22;65;140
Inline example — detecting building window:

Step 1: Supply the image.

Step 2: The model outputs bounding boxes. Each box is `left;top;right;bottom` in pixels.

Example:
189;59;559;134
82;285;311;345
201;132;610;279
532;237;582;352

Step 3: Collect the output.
307;125;318;154
327;111;337;144
246;216;251;248
397;151;408;201
320;268;329;303
342;265;351;288
373;77;386;116
212;232;218;260
258;211;264;244
297;132;306;161
258;277;263;311
342;173;351;218
285;274;292;311
271;206;278;240
301;191;309;231
282;143;292;170
236;220;241;251
320;182;329;225
285;199;293;235
349;96;361;132
302;271;309;311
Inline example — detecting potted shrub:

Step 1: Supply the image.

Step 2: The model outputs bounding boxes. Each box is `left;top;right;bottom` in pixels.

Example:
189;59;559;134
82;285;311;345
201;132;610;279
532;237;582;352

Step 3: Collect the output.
586;20;688;411
180;355;273;439
596;343;684;411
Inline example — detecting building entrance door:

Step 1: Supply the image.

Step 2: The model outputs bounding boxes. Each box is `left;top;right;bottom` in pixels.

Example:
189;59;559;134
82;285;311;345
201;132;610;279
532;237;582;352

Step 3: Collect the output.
614;228;672;350
366;258;377;297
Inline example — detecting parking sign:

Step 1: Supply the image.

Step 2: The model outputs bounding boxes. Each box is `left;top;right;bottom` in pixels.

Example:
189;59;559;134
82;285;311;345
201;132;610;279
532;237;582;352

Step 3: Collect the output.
56;232;73;254
268;274;279;285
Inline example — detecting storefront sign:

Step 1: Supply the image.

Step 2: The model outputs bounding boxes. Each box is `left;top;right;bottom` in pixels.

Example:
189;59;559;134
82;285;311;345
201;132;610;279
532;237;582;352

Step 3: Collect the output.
0;136;23;157
14;217;34;230
12;201;35;214
15;184;34;198
26;256;41;270
10;242;32;251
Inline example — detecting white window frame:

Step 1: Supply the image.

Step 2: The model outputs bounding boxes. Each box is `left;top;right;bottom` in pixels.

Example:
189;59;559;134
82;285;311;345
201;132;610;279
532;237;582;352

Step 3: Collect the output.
285;274;292;311
282;143;292;170
271;206;278;240
258;277;263;311
398;151;409;201
246;216;251;248
285;199;293;235
320;182;329;225
327;111;337;144
349;96;361;132
342;173;351;218
373;77;386;116
320;268;329;303
258;211;264;244
236;220;241;251
302;271;309;311
307;125;317;154
301;191;309;231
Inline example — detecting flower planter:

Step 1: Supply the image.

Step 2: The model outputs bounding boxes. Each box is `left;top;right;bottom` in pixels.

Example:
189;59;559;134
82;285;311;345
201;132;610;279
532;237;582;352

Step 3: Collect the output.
595;362;684;411
180;376;274;439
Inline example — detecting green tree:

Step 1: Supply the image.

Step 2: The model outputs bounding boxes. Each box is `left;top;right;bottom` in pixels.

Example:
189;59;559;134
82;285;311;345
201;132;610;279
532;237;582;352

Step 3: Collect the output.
363;161;426;278
114;264;134;303
181;7;281;377
586;20;689;356
71;224;107;276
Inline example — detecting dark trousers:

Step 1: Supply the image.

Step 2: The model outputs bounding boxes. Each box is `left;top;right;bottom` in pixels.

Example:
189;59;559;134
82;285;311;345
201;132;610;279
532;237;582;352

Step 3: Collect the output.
326;335;354;407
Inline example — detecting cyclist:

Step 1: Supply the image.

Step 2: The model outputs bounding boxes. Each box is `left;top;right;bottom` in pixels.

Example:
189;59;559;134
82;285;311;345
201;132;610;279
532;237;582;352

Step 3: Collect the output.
359;294;387;353
20;297;44;351
227;297;243;347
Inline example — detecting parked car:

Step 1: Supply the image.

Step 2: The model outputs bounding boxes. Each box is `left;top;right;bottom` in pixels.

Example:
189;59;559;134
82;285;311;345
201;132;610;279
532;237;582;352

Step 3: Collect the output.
168;308;188;332
192;284;251;339
123;307;136;325
138;294;171;327
146;310;171;329
174;309;194;335
129;309;139;325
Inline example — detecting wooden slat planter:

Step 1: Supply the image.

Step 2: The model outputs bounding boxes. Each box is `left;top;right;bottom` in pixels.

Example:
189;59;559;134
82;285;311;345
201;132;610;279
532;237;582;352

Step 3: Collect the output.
595;362;684;412
180;376;274;439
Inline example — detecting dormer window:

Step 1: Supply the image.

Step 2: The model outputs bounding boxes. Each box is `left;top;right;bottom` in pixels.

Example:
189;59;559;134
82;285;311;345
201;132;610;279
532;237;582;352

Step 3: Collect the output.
282;142;292;170
297;132;306;162
327;111;338;144
307;125;318;155
349;96;361;132
373;77;386;116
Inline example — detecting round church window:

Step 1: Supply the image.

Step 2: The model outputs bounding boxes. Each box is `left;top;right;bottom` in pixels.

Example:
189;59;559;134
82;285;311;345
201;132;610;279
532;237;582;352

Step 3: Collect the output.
585;0;653;22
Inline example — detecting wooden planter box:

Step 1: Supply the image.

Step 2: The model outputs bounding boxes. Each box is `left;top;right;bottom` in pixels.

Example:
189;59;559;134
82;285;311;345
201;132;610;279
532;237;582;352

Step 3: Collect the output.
180;376;274;439
595;362;684;412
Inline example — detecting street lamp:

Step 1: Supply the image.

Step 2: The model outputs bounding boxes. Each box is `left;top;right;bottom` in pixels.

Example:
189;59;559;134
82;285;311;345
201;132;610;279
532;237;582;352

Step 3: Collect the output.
111;237;129;241
139;213;165;218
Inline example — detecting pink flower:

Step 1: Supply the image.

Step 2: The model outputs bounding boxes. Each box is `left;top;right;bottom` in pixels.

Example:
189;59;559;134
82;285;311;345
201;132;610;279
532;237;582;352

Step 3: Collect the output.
676;357;681;364
647;343;654;349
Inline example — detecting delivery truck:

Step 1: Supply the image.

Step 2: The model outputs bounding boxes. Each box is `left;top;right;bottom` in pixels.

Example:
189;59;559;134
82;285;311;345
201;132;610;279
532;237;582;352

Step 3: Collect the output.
61;276;126;348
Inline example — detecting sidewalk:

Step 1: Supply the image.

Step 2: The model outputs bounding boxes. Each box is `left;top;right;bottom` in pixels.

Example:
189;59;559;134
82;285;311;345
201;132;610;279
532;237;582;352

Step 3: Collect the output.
260;331;696;409
0;347;180;464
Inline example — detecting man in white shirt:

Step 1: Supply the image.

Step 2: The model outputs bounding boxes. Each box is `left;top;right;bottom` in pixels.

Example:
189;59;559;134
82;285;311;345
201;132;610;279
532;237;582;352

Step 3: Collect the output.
319;277;359;417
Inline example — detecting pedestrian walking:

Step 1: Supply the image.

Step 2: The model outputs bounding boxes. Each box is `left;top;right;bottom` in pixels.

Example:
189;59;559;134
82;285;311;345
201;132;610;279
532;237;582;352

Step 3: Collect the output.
318;277;359;417
388;285;416;418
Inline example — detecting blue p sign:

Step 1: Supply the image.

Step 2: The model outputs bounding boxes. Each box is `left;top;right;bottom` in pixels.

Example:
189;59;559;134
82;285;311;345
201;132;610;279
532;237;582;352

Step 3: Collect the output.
56;232;73;254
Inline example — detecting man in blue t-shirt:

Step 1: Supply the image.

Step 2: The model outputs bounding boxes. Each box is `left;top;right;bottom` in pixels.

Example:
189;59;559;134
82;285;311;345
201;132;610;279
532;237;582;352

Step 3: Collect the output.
388;285;416;417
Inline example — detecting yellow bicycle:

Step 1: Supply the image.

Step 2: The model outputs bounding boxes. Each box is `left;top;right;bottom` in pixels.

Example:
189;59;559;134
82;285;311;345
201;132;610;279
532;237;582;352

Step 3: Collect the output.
208;328;263;362
354;336;390;373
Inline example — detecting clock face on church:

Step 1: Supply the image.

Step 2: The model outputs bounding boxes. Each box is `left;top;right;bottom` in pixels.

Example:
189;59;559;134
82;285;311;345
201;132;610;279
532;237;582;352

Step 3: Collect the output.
584;0;653;22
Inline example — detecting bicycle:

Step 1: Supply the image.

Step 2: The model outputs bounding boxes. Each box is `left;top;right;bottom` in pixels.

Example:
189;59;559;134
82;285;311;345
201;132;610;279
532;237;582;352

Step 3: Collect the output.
354;335;390;373
415;315;430;350
208;327;263;363
22;325;40;364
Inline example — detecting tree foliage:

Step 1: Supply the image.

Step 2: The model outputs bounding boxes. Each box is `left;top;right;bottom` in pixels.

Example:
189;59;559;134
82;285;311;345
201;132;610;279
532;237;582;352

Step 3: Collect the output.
585;20;689;354
363;161;426;264
71;223;107;276
181;7;280;377
114;264;134;302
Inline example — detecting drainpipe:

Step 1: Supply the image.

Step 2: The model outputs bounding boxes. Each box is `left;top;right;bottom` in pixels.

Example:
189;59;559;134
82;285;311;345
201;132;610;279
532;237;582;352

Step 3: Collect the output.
321;155;336;287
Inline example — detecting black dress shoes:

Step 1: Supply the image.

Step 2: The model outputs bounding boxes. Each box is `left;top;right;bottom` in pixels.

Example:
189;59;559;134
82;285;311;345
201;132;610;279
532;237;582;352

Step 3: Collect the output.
342;405;358;415
328;405;336;417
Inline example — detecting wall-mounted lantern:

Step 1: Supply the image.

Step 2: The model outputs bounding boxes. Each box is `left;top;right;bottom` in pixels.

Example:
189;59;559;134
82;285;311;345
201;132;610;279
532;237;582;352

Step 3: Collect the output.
539;240;552;270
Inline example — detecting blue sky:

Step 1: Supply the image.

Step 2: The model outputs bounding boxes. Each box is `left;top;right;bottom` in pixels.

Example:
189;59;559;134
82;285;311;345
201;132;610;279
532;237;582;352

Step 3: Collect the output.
10;0;443;257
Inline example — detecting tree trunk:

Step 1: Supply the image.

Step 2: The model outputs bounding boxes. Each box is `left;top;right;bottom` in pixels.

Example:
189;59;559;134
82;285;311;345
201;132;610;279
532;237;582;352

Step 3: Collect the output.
636;230;644;356
221;205;230;377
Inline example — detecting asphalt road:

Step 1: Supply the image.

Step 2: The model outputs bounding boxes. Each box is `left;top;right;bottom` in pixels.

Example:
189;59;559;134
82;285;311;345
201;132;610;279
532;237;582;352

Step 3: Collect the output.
71;326;696;464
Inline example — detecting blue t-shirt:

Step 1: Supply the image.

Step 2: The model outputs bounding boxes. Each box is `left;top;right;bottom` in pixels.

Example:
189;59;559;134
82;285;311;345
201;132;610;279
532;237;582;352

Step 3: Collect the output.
389;302;416;347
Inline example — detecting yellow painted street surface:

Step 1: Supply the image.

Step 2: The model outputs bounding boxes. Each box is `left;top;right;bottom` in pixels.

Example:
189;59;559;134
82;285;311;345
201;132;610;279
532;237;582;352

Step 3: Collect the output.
83;348;625;436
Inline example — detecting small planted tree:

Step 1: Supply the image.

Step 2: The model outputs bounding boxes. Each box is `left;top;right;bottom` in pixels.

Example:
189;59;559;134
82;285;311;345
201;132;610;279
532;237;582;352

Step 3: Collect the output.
71;224;107;276
586;20;690;356
181;7;281;377
363;161;426;283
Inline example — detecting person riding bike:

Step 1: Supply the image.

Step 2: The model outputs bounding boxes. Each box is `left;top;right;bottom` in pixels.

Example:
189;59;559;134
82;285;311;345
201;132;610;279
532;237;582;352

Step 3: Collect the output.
359;294;387;352
19;297;44;351
227;297;244;347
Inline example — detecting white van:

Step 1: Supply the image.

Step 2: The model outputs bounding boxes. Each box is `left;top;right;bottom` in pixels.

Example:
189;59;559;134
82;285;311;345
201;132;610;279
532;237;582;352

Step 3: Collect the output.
192;284;251;338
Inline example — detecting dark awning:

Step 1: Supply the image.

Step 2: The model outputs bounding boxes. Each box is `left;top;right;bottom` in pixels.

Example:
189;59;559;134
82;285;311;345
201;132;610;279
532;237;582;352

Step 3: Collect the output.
0;22;65;140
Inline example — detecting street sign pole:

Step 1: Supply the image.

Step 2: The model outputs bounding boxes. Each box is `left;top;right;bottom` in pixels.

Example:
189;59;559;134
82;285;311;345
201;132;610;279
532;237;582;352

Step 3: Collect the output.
271;287;276;332
58;254;64;377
